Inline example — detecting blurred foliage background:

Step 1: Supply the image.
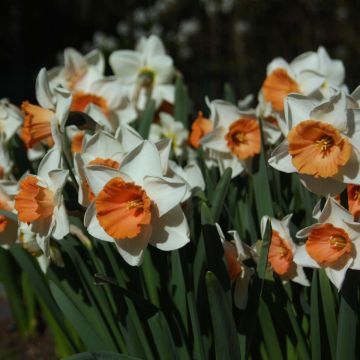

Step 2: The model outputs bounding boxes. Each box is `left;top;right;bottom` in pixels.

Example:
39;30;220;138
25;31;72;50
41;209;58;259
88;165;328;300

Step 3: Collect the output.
2;0;360;108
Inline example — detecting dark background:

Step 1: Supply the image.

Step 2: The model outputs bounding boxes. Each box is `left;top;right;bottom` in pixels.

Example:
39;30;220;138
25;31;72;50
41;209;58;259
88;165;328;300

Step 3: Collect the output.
2;0;360;109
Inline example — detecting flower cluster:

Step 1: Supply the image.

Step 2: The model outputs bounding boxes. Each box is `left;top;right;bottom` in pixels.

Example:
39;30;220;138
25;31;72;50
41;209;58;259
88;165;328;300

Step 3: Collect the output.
2;35;360;315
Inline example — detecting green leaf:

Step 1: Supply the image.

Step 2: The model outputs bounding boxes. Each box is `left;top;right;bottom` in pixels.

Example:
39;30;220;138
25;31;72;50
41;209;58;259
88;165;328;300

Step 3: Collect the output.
336;271;358;360
63;352;142;360
10;245;77;351
319;269;337;359
0;209;18;222
138;99;156;138
256;219;272;280
210;167;232;222
310;270;321;360
50;281;114;351
174;76;189;126
205;271;240;359
148;312;178;360
258;298;283;360
252;119;274;219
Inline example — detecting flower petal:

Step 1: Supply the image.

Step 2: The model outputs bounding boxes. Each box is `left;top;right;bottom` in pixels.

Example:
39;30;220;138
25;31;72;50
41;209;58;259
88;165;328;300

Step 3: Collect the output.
293;244;320;268
36;68;54;109
144;176;186;216
149;205;190;251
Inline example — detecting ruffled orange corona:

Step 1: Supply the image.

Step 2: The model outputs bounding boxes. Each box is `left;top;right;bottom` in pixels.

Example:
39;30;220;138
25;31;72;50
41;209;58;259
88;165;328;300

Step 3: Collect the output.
71;92;109;116
288;120;352;178
21;102;54;148
225;118;261;160
262;68;300;112
306;223;351;266
15;176;54;223
347;184;360;221
268;230;293;275
96;177;152;239
88;157;120;169
189;111;213;148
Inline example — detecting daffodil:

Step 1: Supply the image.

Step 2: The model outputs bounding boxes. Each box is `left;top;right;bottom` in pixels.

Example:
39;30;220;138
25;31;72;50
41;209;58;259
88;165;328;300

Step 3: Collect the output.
269;90;360;195
109;35;175;110
261;215;309;286
294;197;360;290
200;100;262;178
149;113;188;156
215;224;254;309
14;147;69;257
48;47;104;92
21;69;72;150
83;140;190;266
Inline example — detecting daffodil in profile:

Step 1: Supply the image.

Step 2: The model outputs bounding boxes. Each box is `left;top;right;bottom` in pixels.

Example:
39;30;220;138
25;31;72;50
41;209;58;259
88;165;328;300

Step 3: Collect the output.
83;140;190;266
261;215;309;286
269;90;360;195
294;197;360;290
215;224;254;309
14;147;69;257
200;100;261;178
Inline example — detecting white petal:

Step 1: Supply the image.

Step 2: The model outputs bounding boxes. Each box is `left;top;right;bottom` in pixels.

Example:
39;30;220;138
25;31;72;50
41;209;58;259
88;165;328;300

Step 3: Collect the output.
115;124;143;152
85;104;112;132
139;35;166;59
156;139;171;174
290;265;310;287
149;205;190;251
120;140;163;186
268;140;297;173
319;197;353;227
299;70;325;95
54;87;72;131
52;201;70;240
184;162;205;191
325;265;350;291
144;176;186;216
84;166;127;196
48;169;69;194
85;49;105;75
114;225;152;266
64;48;87;75
266;57;291;75
293;245;320;268
109;50;142;83
310;91;347;132
84;131;124;159
148;55;174;84
296;224;319;239
212;100;242;129
36;68;54;109
299;174;346;196
350;238;360;270
84;202;114;242
285;94;315;131
200;126;229;153
37;147;62;182
290;51;319;75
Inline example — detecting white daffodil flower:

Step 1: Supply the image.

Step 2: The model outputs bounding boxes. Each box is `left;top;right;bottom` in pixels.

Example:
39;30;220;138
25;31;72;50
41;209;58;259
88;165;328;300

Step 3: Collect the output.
260;215;310;286
215;223;254;310
260;51;324;113
21;68;72;150
14;147;69;257
0;99;22;142
48;48;104;92
294;197;360;291
0;142;13;180
269;90;360;196
109;35;175;110
83;140;190;266
149;113;189;157
200;100;262;178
